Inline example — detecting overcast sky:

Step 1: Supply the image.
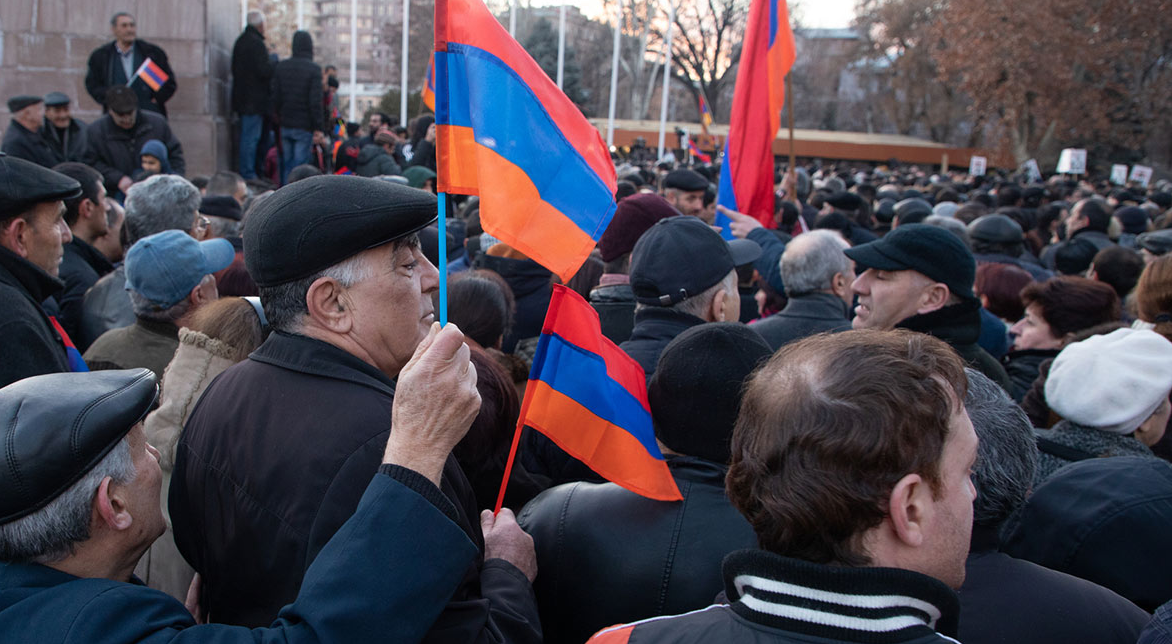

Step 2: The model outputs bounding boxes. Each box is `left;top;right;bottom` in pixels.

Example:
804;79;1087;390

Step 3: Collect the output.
524;0;857;29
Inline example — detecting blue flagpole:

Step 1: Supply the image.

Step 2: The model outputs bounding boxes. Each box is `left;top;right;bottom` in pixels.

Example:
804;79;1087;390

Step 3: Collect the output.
437;192;448;326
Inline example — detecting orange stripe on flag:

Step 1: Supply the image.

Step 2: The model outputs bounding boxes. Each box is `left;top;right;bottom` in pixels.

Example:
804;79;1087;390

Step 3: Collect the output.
524;381;682;501
587;624;635;644
436;124;480;195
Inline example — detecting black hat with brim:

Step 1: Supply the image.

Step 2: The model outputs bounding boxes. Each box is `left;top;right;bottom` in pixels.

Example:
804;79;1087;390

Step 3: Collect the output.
845;223;976;300
0;153;82;217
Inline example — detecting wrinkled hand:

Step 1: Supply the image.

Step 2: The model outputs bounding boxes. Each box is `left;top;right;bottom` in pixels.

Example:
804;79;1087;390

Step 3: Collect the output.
717;205;762;239
386;322;480;485
481;508;537;583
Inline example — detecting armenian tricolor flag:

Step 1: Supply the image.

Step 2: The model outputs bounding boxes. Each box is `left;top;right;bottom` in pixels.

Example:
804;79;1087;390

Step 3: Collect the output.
698;92;713;133
495;285;682;510
715;0;795;233
434;0;617;282
687;139;712;164
422;53;436;111
133;58;169;92
49;317;88;373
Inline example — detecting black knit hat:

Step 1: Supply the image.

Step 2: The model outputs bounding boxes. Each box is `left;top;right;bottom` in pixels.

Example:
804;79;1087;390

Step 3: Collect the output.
648;323;772;464
199;195;243;221
244;174;436;287
845;223;977;300
597;193;679;262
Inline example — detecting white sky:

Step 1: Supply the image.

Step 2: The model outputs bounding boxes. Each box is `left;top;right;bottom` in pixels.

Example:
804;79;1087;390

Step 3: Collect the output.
523;0;858;29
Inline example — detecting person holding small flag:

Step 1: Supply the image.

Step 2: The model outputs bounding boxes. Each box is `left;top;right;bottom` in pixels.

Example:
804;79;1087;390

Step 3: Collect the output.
85;12;177;118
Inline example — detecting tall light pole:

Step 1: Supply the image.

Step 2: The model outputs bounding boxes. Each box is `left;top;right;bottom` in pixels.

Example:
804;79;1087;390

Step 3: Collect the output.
656;2;675;160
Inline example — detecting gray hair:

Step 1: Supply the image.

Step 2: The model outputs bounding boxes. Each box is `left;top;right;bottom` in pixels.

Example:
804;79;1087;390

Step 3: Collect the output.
124;175;201;246
246;10;265;27
963;367;1038;527
110;11;134;26
638;270;737;319
0;439;135;563
780;230;852;297
207;171;246;199
207;216;242;239
261;252;377;333
924;215;971;249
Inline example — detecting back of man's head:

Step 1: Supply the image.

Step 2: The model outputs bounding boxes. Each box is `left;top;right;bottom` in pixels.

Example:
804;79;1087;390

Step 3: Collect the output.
728;329;968;571
780;230;852;297
207;171;245;201
52;162;103;227
963;368;1036;529
123;174;200;246
1075;198;1111;233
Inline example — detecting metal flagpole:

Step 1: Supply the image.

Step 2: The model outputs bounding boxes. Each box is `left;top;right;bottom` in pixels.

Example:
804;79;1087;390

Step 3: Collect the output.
556;5;566;90
657;2;674;159
297;0;304;29
241;0;247;29
606;5;621;147
401;0;410;126
509;0;517;37
349;0;358;123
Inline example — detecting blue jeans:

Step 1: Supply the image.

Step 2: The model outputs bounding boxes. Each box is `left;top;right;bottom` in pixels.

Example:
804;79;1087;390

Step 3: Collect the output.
238;114;263;180
281;127;313;185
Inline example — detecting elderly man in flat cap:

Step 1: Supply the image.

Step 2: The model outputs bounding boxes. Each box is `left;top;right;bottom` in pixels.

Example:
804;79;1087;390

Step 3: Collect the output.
0;334;484;641
2;95;57;168
170;175;542;640
662;168;709;221
0;154;83;387
42;92;90;164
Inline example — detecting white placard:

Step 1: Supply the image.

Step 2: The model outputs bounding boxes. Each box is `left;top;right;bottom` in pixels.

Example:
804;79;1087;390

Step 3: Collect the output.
1023;159;1042;183
1056;148;1087;174
969;156;987;177
1130;165;1153;188
1110;164;1129;185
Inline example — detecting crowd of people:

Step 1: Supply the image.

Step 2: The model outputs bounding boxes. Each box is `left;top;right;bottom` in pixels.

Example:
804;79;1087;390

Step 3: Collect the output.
3;7;1172;644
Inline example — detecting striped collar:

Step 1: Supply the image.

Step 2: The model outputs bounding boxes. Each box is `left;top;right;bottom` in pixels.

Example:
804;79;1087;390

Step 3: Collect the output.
724;550;960;644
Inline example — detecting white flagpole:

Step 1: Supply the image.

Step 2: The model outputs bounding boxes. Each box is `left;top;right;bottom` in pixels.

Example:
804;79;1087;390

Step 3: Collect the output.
241;0;247;29
509;0;517;37
297;0;304;29
401;0;409;126
556;5;566;90
349;0;358;123
606;6;621;147
657;2;674;160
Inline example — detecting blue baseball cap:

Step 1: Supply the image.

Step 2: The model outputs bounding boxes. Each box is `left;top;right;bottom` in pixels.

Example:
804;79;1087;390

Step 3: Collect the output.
125;230;235;307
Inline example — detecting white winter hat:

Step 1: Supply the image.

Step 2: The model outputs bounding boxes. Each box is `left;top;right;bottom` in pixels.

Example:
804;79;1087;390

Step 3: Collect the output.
1045;328;1172;434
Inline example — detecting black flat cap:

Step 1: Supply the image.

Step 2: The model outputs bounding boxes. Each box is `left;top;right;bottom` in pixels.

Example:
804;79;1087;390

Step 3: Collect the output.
846;223;976;300
199;195;243;222
649;323;772;463
826;191;864;212
43;92;70;107
0;153;82;218
245;174;437;287
1138;230;1172;256
663;168;708;192
894;197;933;221
7;95;42;113
0;369;157;523
630;216;761;306
968;214;1023;244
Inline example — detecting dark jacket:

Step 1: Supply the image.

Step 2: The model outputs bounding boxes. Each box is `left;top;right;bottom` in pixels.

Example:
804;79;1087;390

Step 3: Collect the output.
85;39;177;116
41;117;89;164
1033;420;1158;486
1041;229;1114;270
55;236;115;349
170;332;541;642
974;252;1053;281
0;246;70;388
1001;348;1059;403
476;253;552;353
84;111;185;193
83;318;180;377
0;470;478;644
620;307;707;378
751;292;851;351
519;456;757;644
409;139;437;172
356;144;402;177
590;281;636;344
272;32;323;132
976;307;1009;360
2;120;58;167
897;299;1012;391
79;264;135;349
231;25;274;115
747;227;788;295
589;550;960;644
958;523;1149;644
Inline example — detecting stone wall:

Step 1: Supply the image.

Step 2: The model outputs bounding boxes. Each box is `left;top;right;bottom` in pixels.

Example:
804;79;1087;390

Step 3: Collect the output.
0;0;240;177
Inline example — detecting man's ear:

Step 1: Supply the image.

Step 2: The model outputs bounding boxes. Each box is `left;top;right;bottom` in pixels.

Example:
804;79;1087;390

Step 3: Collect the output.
886;473;930;548
0;217;30;258
93;476;134;532
832;272;851;299
305;276;354;334
707;288;729;322
917;283;951;313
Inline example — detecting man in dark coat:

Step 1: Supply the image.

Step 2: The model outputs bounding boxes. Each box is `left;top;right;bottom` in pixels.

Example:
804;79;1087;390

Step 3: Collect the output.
753;230;853;350
85;12;177;117
50;162;113;348
0;155;82;387
41;92;89;164
2;96;57;168
84;86;185;197
957;369;1149;644
846;224;1012;390
1040;198;1115;270
620;216;760;378
232;12;275;180
520;323;767;644
272;31;324;185
170;175;542;642
0;348;484;642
